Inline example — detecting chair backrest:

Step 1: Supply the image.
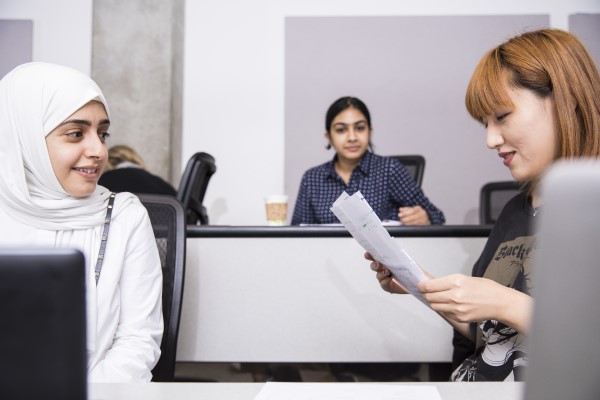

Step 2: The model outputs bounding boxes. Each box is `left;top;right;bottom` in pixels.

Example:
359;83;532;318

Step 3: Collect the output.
137;194;186;382
479;181;522;225
177;152;216;225
390;155;425;187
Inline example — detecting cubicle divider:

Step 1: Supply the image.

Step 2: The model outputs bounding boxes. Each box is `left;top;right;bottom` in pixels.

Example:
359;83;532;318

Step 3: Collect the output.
177;226;490;364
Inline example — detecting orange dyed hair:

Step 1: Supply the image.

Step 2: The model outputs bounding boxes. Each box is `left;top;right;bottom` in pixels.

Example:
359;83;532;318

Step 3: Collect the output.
466;29;600;159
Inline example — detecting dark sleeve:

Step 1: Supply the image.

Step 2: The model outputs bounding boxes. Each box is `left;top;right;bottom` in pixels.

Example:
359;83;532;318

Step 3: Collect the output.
452;328;476;370
291;173;314;225
99;169;177;197
388;162;446;224
153;176;177;197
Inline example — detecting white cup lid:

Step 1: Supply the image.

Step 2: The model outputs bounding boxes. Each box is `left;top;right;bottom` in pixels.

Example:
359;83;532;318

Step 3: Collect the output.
265;195;288;203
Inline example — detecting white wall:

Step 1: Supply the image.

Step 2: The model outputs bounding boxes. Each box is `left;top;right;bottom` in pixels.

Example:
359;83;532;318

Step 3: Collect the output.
0;0;93;74
183;0;600;225
3;0;600;225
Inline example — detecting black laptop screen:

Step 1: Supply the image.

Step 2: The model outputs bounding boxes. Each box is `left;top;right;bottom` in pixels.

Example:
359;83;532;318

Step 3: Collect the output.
0;248;87;400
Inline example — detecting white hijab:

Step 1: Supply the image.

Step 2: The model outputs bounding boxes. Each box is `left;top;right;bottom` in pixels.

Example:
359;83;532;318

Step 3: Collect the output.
0;63;136;354
0;62;112;229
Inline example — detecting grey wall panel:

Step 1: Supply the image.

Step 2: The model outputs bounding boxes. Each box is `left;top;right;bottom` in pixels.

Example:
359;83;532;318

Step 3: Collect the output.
0;20;32;78
569;13;600;67
285;15;549;224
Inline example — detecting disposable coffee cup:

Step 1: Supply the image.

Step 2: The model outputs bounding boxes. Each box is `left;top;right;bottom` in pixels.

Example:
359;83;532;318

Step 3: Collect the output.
265;195;288;226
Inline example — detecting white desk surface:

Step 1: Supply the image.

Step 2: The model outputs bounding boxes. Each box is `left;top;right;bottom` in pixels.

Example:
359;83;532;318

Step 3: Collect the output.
90;382;524;400
178;236;486;363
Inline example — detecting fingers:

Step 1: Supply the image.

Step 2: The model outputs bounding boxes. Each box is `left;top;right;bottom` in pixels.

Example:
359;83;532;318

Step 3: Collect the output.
417;275;460;305
365;253;409;295
398;206;430;226
369;259;393;284
418;274;461;293
366;253;384;272
400;207;428;225
376;268;392;281
370;259;384;272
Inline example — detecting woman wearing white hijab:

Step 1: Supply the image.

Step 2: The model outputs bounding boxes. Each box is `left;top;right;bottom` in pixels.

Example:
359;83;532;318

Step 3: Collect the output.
0;62;163;382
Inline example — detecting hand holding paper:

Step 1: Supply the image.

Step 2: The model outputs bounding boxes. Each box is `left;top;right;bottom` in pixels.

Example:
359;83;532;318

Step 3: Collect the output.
331;191;429;304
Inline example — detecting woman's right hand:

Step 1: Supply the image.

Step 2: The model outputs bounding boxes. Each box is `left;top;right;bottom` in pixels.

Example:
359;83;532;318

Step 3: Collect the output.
364;252;409;294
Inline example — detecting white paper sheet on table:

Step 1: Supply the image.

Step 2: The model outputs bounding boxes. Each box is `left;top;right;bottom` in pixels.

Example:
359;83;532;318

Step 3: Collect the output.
254;382;442;400
330;191;429;304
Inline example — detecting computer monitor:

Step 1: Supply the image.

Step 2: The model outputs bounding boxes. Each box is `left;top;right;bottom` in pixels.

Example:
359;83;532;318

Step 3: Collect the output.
0;248;87;400
524;160;600;400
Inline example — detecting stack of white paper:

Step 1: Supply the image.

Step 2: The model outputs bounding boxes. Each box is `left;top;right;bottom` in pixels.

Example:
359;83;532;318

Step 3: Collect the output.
254;382;442;400
330;191;428;304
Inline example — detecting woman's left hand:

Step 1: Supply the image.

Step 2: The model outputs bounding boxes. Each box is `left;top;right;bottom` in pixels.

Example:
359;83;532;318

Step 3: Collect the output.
418;274;510;324
398;205;430;225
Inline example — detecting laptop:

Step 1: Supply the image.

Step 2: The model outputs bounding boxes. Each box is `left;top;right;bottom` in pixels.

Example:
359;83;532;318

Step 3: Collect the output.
524;160;600;399
0;248;87;400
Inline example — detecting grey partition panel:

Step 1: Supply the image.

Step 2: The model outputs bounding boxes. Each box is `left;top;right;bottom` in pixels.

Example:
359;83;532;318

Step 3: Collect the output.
0;20;33;78
569;14;600;68
285;15;549;224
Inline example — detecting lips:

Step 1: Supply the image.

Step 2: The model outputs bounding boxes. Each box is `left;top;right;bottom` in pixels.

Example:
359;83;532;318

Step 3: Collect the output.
72;166;100;179
74;167;98;174
498;151;516;167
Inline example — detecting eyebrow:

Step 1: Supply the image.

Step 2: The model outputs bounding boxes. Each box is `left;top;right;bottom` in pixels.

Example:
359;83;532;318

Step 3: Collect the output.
56;118;110;127
333;120;367;126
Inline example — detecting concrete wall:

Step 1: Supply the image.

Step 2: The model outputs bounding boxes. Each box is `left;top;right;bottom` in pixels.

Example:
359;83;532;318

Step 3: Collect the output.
92;0;184;184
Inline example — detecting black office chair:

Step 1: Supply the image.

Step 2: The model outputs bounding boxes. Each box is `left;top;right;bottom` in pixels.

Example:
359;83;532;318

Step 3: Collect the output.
479;181;522;225
390;155;425;187
177;152;216;225
137;194;186;382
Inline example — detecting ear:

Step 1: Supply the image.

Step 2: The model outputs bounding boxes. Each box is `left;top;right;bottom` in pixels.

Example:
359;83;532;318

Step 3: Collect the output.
324;131;332;150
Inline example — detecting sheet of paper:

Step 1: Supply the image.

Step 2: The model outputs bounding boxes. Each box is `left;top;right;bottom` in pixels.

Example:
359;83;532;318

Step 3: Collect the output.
331;191;428;304
254;382;442;400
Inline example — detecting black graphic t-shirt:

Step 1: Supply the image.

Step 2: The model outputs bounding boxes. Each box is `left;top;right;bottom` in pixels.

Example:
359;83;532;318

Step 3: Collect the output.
451;191;537;382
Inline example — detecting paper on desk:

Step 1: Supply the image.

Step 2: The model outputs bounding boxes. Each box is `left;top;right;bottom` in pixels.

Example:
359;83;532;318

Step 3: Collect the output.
331;191;428;304
254;382;442;400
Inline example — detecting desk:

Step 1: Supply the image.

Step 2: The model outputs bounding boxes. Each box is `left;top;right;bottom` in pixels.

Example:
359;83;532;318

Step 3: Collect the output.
90;382;524;400
177;226;489;363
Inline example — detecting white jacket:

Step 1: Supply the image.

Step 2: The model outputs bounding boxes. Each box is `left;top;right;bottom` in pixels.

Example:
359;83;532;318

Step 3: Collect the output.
0;193;163;382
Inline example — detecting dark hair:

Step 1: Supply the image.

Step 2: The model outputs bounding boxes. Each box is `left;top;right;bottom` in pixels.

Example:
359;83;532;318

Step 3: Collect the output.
325;96;372;132
325;96;374;151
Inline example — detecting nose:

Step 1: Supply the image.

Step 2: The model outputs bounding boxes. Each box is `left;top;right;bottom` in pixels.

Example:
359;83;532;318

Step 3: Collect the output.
85;134;106;159
347;127;358;142
486;124;504;150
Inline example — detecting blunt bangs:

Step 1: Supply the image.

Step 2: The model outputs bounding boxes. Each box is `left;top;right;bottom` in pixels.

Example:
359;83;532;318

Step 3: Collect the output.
465;49;514;124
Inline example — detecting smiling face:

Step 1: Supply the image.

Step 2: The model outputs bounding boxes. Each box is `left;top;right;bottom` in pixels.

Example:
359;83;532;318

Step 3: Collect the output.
326;107;371;164
45;101;110;197
483;83;557;182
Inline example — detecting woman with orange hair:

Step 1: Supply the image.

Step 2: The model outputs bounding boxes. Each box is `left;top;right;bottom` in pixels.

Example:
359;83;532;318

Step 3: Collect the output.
368;29;600;381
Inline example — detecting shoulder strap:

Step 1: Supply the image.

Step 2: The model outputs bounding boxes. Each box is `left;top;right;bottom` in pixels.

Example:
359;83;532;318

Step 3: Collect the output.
94;192;116;285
